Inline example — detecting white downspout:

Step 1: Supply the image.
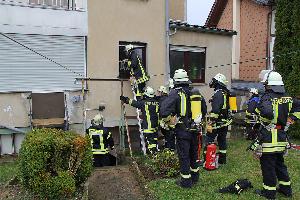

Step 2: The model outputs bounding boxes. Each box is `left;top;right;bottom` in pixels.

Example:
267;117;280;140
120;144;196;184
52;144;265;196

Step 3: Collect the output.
232;0;240;80
165;0;170;83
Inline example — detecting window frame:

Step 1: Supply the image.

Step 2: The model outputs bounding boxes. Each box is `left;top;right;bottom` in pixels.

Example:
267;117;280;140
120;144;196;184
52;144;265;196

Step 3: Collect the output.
169;45;206;83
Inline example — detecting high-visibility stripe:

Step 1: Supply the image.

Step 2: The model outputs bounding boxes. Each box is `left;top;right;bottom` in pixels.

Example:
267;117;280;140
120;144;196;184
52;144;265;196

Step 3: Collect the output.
271;129;277;145
156;104;159;125
255;108;260;114
145;104;152;129
279;181;291;186
179;92;186;116
272;101;279;124
260;116;272;123
292;112;300;119
148;144;157;149
262;146;286;153
89;129;108;153
262;142;288;147
288;102;293;112
222;92;227;109
210;113;219;118
190;167;199;173
143;129;156;133
107;132;112;139
263;184;276;191
180;173;191;179
92;151;109;155
219;150;227;153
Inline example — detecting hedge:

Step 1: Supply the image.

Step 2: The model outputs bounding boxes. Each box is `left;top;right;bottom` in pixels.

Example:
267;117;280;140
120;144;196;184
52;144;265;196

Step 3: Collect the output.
18;128;93;199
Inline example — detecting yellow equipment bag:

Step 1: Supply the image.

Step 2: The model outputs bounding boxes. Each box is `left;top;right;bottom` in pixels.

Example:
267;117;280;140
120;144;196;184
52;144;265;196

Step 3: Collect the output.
229;92;237;112
190;89;202;120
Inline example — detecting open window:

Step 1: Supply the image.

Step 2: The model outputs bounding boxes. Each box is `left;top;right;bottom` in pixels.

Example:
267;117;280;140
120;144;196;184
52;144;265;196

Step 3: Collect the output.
170;45;206;83
119;42;147;79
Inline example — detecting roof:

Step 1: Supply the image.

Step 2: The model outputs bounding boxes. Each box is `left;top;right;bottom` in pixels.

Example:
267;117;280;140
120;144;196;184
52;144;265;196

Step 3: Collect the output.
169;19;237;36
231;81;265;92
205;0;275;27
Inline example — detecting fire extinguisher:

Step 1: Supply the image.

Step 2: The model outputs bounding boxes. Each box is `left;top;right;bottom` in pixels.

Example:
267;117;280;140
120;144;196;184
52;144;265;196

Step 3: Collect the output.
204;143;218;170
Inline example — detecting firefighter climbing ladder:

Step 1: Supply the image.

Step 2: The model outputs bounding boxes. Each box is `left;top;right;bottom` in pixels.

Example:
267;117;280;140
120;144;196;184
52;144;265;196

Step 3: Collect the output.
130;80;147;155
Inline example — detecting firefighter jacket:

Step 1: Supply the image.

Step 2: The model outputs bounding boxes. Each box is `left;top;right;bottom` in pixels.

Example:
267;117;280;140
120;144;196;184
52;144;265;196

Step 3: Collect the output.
256;90;300;153
129;97;159;133
245;95;260;123
86;126;114;155
210;85;231;128
157;94;168;106
128;49;150;84
160;85;207;138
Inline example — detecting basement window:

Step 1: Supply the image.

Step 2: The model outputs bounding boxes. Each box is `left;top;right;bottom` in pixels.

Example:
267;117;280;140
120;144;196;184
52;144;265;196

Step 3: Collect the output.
170;45;206;83
119;42;147;79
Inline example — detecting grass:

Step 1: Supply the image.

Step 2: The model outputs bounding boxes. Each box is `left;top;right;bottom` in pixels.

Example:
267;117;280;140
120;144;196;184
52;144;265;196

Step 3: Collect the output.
0;161;18;185
147;138;300;200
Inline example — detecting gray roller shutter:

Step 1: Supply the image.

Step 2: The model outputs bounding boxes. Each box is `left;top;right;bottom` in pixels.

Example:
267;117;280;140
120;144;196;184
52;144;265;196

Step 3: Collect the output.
0;33;85;92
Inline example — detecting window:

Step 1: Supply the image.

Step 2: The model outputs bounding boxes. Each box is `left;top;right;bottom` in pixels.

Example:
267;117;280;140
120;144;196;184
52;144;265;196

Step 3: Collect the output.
119;42;147;79
170;45;206;83
29;0;69;9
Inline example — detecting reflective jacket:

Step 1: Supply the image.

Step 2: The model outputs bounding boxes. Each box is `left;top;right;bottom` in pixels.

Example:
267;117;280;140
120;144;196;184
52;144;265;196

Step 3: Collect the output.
160;85;207;138
86;126;114;155
129;97;159;133
128;49;149;84
210;86;231;128
257;90;300;153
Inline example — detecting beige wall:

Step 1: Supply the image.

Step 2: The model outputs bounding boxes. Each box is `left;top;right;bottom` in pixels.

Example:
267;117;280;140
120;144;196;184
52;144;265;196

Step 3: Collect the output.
87;0;167;127
170;30;233;108
169;0;186;21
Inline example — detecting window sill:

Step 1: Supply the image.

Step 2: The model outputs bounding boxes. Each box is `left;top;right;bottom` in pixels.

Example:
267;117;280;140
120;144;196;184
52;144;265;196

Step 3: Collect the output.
191;83;207;86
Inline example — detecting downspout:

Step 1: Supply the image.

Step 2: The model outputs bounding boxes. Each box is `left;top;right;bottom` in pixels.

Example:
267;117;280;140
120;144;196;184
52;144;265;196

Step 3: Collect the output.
165;0;170;83
266;8;272;70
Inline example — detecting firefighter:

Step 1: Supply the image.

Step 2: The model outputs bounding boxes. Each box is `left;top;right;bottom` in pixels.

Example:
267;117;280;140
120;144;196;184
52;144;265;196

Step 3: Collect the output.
157;85;176;150
252;71;300;199
125;44;150;100
245;88;260;140
206;73;232;165
160;69;207;188
86;114;115;167
120;86;159;154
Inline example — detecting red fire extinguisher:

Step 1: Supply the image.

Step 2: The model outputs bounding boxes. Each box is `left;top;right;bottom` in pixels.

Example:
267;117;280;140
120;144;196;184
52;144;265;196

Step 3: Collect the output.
204;143;218;170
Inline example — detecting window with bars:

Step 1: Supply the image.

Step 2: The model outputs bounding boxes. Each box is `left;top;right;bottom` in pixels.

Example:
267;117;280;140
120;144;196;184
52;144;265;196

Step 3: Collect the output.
170;45;206;83
29;0;70;8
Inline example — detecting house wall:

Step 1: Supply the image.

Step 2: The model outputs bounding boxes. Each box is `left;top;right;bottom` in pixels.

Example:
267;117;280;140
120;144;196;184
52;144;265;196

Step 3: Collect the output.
239;0;271;81
218;0;233;30
170;30;233;108
169;0;187;21
87;0;167;127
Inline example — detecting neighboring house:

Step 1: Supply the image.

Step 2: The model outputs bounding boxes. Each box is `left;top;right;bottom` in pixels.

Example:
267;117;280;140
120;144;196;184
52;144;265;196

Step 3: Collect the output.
0;0;87;154
87;0;236;150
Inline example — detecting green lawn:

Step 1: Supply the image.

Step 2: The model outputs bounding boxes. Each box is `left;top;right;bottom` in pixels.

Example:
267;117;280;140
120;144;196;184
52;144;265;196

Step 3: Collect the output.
148;138;300;200
0;161;18;185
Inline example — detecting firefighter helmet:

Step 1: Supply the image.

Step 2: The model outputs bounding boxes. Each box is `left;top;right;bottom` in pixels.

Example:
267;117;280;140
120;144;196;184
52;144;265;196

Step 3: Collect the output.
144;86;155;98
249;88;258;95
214;73;228;86
158;86;168;94
173;69;191;85
261;71;285;93
92;114;104;126
125;44;134;52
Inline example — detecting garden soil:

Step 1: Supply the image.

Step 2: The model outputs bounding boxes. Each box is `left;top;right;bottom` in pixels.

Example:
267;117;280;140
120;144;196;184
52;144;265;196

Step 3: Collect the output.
88;165;147;200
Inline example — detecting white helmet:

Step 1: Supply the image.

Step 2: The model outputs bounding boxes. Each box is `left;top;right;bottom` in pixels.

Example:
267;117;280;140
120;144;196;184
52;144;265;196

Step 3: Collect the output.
92;114;104;126
168;78;174;89
249;88;258;95
213;73;228;86
173;69;191;84
144;86;155;98
125;44;134;52
158;86;168;94
261;71;284;86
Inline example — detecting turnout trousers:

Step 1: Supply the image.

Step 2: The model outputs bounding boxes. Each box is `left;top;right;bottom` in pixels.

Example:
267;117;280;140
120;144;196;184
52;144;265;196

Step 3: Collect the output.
176;128;199;187
144;131;158;154
161;128;176;150
260;153;292;199
206;126;228;164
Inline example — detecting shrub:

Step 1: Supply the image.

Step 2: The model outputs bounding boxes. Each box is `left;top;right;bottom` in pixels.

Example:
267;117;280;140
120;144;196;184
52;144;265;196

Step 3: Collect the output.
147;149;180;178
18;128;93;199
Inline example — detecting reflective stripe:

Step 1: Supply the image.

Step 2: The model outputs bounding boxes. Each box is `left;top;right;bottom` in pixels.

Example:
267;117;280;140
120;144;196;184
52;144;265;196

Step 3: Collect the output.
222;92;227;109
145;104;152;129
179;92;186;116
190;167;199;173
210;113;219;118
272;100;279;124
89;129;108;154
279;181;291;186
107;132;112;139
292;112;300;119
148;144;157;149
260;116;272;123
143;129;157;133
180;173;191;179
262;146;286;153
272;129;277;145
92;150;109;155
156;104;159;125
235;185;241;191
212;119;232;129
219;150;227;154
263;184;276;191
262;142;288;148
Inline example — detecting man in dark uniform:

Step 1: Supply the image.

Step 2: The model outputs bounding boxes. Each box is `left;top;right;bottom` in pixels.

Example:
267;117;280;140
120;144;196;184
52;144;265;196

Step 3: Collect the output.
86;114;115;167
125;44;150;99
206;73;232;164
160;69;207;188
253;71;300;199
120;86;159;154
157;85;176;150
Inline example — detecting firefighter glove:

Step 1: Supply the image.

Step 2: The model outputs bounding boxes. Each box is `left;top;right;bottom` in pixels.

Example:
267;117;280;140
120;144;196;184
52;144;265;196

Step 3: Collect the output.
120;96;130;104
218;179;253;194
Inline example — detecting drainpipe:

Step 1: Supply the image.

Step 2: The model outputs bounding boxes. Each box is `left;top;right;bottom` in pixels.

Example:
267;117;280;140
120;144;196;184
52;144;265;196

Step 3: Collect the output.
165;0;170;83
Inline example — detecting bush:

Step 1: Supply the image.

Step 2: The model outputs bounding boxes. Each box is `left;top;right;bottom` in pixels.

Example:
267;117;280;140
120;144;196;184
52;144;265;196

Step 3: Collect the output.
18;128;93;199
288;121;300;139
146;149;180;178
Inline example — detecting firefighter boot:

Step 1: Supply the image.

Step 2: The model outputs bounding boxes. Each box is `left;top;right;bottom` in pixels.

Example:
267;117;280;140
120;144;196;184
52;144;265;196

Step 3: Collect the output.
191;171;199;185
218;153;227;164
277;186;292;198
176;177;192;188
255;189;276;200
